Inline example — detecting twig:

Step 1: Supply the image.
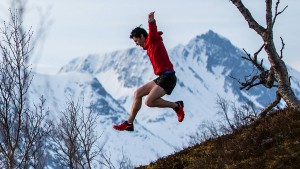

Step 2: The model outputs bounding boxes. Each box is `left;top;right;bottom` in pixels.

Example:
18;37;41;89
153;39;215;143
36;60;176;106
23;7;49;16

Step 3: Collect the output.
273;0;288;27
279;37;285;59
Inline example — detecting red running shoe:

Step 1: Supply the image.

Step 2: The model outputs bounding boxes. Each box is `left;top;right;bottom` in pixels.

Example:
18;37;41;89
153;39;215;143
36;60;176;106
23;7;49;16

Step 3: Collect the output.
113;121;134;131
174;101;185;122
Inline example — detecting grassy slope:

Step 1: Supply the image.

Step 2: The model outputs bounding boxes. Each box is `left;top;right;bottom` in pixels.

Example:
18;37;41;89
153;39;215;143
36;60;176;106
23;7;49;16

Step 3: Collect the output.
136;108;300;169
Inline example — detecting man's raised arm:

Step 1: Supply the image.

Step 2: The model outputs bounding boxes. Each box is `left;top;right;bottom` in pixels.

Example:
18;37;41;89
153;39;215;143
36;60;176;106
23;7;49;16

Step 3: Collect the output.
148;11;155;22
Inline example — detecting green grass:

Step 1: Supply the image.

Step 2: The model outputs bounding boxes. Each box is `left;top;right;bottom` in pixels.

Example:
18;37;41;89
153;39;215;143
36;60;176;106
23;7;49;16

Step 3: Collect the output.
136;108;300;169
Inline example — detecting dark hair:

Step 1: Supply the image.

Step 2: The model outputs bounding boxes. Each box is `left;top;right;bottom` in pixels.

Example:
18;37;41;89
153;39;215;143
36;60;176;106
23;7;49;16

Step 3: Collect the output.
130;26;148;39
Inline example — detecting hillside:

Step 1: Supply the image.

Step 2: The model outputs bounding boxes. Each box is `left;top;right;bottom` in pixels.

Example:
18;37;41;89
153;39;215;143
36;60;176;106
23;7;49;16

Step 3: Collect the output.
136;108;300;169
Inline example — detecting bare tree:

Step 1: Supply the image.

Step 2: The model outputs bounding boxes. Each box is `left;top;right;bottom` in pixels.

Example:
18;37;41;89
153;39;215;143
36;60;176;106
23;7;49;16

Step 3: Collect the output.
99;149;134;169
216;95;235;132
51;98;101;169
189;96;258;146
230;0;300;116
77;107;102;169
0;10;51;169
216;95;258;133
8;0;52;67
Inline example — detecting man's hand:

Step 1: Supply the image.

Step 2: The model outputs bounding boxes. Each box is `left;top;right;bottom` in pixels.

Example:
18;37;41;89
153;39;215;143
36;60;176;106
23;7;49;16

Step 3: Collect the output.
148;11;155;22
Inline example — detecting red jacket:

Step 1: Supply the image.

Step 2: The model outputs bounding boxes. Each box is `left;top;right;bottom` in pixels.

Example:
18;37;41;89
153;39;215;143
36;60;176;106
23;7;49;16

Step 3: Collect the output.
143;21;174;75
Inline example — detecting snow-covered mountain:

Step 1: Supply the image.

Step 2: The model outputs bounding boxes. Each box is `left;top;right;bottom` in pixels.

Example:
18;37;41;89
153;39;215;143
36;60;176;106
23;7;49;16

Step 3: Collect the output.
30;72;176;166
31;30;300;167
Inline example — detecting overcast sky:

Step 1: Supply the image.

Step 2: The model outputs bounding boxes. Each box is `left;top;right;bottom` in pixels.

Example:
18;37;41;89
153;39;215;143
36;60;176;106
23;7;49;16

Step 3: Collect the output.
1;0;300;74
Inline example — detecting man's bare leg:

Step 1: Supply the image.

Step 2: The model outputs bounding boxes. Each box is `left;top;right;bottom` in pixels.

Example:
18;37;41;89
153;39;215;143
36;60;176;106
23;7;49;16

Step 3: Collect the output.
128;81;156;123
145;86;184;122
128;81;178;123
145;85;177;108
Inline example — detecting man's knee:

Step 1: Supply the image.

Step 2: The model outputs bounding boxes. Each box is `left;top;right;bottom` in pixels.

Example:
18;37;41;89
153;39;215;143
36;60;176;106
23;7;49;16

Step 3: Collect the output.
145;98;155;107
134;89;142;99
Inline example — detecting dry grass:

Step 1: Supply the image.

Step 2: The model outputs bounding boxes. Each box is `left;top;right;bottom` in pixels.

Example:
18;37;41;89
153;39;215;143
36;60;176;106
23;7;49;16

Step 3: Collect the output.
136;108;300;169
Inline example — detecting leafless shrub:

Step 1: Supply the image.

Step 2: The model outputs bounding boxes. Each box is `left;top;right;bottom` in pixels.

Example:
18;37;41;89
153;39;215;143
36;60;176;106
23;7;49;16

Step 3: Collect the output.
0;9;51;169
99;149;134;169
51;98;102;169
188;121;221;146
189;96;258;146
216;95;258;133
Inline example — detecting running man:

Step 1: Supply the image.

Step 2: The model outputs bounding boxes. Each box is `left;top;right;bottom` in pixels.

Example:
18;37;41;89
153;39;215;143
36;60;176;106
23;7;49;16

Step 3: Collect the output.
113;12;185;131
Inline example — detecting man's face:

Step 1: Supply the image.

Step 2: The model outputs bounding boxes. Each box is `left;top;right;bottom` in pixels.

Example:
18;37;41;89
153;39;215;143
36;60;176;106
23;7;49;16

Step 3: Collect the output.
132;35;146;47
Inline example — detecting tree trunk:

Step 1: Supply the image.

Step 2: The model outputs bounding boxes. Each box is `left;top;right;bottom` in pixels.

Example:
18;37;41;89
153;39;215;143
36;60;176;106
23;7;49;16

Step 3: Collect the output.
264;41;300;109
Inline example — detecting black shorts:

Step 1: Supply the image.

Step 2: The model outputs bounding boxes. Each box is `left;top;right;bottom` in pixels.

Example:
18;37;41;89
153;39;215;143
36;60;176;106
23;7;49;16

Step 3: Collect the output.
153;72;177;95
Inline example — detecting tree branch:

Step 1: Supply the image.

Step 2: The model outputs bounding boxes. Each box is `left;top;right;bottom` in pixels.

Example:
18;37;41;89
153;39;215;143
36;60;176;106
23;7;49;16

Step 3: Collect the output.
242;45;265;72
279;37;285;59
273;0;288;27
260;91;282;117
230;0;266;36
